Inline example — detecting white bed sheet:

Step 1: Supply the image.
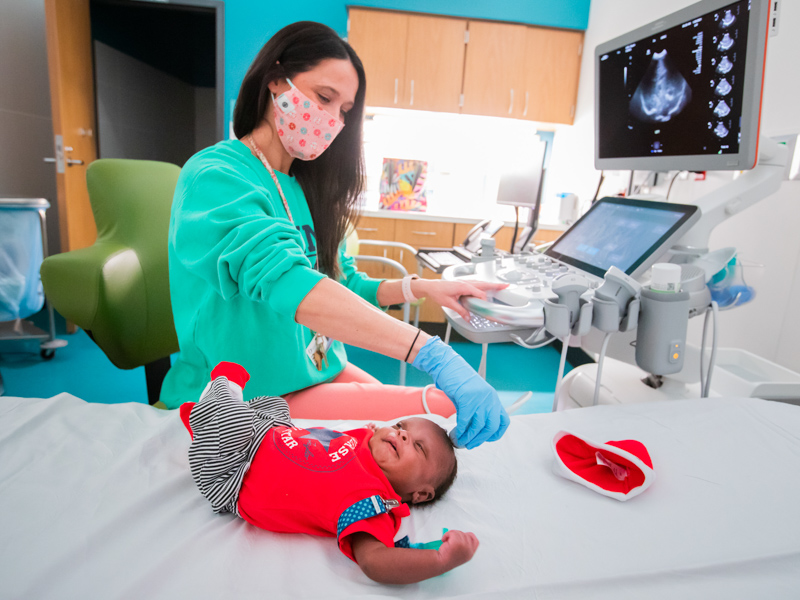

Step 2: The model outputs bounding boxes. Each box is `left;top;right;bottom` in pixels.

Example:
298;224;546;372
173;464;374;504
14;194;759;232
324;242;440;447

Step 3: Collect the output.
1;393;799;599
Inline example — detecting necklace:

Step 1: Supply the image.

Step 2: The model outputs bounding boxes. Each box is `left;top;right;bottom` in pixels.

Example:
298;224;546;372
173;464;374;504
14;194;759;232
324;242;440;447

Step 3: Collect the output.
243;136;327;369
244;134;294;224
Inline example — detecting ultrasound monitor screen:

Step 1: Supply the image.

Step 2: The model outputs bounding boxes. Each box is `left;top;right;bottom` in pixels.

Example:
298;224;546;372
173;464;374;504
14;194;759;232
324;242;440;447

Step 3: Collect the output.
545;198;699;278
597;0;750;162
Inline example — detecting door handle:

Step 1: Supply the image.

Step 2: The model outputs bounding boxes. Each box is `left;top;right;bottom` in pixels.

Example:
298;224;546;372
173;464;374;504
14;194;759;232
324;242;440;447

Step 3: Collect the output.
44;157;84;166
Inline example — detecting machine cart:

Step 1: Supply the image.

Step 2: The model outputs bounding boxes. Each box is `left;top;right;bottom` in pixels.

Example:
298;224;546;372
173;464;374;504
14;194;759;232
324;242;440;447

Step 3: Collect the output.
0;198;67;393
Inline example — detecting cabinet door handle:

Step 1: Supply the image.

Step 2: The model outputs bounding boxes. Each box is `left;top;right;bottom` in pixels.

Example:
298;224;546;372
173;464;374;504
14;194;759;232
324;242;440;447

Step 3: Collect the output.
394;78;398;104
523;91;529;117
411;230;437;236
357;227;378;232
508;89;514;115
410;79;415;106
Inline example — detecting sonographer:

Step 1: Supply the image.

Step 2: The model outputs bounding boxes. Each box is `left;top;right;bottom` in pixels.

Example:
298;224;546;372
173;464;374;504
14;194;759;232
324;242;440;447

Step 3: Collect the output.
161;21;509;449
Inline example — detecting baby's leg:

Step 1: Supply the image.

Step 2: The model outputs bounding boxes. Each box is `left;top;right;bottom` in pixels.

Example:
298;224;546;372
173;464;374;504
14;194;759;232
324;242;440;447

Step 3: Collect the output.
285;382;456;420
187;363;291;514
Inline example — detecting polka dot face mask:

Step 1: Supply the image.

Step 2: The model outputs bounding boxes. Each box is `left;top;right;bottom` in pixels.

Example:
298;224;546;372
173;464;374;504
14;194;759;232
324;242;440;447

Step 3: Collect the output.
272;78;345;160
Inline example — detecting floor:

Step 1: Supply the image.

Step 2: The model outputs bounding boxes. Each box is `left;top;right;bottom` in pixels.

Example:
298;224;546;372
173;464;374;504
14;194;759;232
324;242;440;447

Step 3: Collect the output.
0;311;574;415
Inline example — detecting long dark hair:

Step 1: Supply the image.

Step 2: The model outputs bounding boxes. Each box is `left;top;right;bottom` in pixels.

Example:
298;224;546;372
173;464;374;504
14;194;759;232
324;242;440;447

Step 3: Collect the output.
233;21;366;279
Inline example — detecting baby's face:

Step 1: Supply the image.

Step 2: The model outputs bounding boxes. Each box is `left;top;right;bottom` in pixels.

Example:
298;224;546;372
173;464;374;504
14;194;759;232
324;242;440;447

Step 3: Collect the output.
367;417;453;505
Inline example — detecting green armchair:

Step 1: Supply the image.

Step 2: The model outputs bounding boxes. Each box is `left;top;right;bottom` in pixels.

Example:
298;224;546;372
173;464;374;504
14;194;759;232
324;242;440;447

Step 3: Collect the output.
40;159;181;405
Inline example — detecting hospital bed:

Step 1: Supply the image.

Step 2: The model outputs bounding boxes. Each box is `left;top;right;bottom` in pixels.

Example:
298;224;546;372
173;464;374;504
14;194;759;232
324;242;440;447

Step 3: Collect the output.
2;392;799;599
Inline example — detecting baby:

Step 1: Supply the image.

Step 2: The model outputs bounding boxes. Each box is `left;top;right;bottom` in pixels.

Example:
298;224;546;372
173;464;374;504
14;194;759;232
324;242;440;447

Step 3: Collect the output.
180;362;479;584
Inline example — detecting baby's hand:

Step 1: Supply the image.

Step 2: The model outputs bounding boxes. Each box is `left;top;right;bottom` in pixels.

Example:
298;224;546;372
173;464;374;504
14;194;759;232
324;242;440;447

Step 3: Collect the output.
366;422;377;432
437;530;479;571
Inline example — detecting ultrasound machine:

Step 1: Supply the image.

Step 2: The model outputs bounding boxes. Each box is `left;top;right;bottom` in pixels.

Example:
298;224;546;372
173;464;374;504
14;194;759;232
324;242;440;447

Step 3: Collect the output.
441;0;796;409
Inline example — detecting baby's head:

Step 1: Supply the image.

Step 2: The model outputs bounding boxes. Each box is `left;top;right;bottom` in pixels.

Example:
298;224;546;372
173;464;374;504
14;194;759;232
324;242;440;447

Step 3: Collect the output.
367;417;457;506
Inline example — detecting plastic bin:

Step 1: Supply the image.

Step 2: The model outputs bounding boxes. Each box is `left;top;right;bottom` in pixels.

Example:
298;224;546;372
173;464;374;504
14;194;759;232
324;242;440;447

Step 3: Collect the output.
711;348;800;402
0;198;67;393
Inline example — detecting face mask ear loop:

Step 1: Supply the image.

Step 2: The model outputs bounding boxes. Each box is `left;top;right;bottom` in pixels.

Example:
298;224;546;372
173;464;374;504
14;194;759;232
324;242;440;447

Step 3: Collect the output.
271;79;293;104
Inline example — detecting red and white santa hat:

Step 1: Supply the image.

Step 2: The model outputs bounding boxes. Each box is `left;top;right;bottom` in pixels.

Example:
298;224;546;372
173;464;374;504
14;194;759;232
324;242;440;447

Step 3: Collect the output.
552;430;655;501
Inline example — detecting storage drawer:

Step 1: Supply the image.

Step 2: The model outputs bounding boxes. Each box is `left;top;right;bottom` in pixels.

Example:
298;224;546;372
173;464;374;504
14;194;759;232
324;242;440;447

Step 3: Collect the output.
393;220;455;323
352;216;397;279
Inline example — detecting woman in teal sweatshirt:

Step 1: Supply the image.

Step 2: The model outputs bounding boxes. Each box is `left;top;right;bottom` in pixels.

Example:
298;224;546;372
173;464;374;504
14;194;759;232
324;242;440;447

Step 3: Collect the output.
163;21;509;450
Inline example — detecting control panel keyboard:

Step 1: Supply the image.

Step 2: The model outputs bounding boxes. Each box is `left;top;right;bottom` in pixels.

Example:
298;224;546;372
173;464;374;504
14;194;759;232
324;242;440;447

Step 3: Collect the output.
440;252;603;340
425;251;464;267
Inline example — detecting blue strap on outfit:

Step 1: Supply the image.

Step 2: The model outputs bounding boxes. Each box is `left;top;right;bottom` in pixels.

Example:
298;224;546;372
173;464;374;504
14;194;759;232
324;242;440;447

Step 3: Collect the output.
337;495;402;540
412;336;510;449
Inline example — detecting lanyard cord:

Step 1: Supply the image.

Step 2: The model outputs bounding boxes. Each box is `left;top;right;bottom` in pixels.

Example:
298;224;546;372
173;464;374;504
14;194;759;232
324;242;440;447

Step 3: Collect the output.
244;134;295;224
244;134;320;279
245;134;331;367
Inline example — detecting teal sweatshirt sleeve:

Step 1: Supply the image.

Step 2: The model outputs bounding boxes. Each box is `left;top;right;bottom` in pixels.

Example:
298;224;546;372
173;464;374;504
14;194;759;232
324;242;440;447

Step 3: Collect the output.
338;244;384;308
171;162;325;316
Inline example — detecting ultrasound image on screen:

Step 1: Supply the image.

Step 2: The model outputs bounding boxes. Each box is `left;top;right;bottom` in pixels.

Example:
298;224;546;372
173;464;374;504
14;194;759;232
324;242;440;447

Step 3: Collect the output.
598;0;749;159
549;203;684;274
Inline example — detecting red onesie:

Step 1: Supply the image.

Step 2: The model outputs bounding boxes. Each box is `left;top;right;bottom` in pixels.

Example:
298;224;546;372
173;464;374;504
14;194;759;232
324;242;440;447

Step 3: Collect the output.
182;406;410;561
239;425;410;560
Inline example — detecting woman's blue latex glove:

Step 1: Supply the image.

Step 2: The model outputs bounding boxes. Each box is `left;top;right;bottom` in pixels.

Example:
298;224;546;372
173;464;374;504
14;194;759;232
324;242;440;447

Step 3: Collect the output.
413;337;510;449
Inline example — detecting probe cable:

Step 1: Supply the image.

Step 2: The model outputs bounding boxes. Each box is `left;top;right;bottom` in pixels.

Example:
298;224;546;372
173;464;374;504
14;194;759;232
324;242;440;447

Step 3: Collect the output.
592;331;614;407
509;327;556;349
699;300;720;398
551;335;572;412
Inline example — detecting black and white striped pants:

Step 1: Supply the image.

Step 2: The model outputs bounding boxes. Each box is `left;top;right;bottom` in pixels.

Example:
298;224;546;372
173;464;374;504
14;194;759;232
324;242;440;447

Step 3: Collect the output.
187;377;293;516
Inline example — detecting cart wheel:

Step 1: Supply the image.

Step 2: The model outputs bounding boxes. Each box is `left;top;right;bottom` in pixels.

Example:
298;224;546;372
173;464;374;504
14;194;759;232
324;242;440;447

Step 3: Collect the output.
40;348;55;361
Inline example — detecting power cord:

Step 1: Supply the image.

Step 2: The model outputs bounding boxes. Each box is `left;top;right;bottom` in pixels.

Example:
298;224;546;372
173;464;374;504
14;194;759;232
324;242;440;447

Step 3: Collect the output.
666;171;684;199
507;392;533;415
421;384;435;414
510;206;520;252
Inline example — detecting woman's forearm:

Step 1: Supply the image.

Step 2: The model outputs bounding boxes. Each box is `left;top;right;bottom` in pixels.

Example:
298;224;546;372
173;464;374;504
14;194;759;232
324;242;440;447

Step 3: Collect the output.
295;278;429;363
375;278;425;307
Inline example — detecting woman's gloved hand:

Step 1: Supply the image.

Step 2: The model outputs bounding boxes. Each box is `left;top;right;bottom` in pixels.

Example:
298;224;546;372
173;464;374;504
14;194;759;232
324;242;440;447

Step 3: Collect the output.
412;337;510;449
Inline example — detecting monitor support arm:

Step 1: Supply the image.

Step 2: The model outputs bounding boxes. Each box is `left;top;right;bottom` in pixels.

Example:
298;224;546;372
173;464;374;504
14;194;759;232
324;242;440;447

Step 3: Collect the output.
670;136;788;257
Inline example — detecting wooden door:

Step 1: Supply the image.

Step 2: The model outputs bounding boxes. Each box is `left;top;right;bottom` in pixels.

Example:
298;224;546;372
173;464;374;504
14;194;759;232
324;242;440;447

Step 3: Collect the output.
44;0;97;253
403;15;467;112
519;27;584;124
348;8;409;108
461;20;527;118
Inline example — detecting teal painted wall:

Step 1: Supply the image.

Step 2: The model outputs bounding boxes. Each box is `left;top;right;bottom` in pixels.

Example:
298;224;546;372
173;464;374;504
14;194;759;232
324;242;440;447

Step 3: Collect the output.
222;0;591;132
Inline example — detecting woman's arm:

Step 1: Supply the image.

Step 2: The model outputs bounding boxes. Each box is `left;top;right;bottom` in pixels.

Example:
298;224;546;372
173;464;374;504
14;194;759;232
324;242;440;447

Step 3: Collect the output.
296;278;510;448
350;530;479;585
296;278;428;362
376;279;508;321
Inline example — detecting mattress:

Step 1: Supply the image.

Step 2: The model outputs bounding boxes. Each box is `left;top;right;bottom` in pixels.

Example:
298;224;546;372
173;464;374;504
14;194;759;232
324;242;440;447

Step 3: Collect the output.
1;393;799;599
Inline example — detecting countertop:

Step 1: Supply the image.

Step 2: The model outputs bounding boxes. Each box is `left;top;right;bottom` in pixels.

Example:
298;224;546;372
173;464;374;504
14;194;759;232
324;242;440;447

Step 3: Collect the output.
358;208;566;230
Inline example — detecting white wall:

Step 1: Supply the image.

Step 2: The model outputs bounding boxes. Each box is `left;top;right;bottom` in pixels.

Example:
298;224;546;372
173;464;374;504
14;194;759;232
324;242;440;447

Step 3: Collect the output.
544;0;800;373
